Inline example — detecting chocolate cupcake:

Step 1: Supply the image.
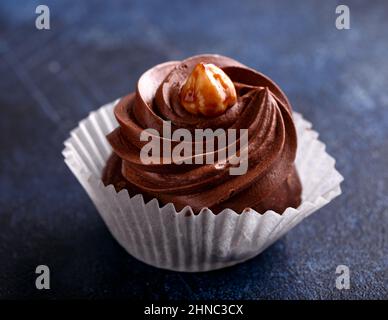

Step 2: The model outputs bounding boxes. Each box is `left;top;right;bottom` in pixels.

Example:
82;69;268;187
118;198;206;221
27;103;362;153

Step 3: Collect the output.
63;54;343;271
103;54;302;214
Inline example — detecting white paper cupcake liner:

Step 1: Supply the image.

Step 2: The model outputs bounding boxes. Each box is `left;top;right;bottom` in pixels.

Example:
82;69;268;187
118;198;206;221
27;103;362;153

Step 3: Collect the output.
62;100;343;272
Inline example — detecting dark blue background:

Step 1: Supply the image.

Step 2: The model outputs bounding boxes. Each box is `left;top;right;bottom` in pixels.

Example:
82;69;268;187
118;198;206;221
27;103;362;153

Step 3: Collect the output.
0;0;387;299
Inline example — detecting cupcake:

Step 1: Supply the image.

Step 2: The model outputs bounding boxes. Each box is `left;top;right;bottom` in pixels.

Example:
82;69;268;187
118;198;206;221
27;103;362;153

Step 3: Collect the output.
103;54;301;213
63;54;343;271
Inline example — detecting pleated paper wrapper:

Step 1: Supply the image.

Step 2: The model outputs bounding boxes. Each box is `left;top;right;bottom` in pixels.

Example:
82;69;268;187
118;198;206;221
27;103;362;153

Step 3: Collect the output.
62;100;343;272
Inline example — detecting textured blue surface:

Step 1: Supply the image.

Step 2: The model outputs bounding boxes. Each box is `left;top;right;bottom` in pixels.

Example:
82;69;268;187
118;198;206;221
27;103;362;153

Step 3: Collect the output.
0;0;387;299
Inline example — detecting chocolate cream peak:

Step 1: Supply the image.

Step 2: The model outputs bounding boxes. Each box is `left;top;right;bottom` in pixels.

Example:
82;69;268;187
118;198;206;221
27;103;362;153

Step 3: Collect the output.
103;54;302;214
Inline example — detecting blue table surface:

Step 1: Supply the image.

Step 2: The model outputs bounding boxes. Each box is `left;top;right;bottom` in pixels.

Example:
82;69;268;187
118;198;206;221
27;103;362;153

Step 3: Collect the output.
0;0;387;299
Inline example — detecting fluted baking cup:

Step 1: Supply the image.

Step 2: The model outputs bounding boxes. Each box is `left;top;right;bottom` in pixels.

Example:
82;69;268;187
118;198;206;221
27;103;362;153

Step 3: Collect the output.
63;100;343;272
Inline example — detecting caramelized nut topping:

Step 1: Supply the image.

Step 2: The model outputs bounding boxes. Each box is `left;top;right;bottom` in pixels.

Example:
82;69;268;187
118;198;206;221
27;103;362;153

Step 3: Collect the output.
180;63;237;117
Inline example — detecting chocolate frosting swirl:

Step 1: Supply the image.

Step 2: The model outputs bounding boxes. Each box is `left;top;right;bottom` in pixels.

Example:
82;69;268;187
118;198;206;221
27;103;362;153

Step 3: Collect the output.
103;54;301;213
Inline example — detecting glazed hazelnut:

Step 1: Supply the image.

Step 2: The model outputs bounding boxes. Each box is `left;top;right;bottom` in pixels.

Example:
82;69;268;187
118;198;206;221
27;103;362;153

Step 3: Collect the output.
180;63;237;117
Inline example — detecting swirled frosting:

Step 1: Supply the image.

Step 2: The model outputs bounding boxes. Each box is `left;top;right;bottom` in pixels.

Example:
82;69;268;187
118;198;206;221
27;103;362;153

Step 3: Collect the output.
103;54;301;213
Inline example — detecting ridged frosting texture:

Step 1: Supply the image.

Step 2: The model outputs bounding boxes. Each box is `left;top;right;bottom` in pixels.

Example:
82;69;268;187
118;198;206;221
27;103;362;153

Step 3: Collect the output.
104;54;302;213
